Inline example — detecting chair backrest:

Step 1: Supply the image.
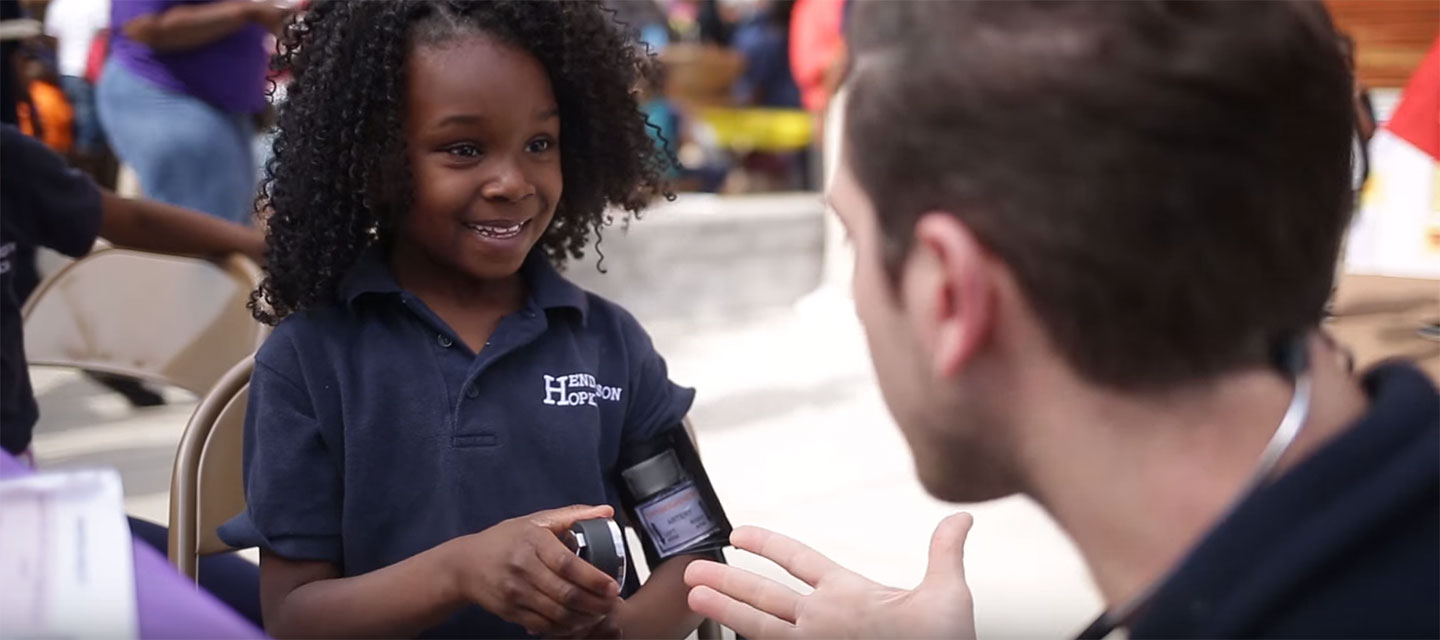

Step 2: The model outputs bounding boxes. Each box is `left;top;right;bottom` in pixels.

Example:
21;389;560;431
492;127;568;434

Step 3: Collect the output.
169;356;253;579
169;372;725;639
21;248;268;396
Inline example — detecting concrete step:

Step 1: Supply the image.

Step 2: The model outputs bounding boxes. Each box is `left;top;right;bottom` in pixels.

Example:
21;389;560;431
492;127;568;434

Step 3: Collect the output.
564;193;825;323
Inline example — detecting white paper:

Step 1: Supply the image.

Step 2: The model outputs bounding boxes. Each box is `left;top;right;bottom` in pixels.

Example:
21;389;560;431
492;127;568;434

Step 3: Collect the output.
0;469;138;639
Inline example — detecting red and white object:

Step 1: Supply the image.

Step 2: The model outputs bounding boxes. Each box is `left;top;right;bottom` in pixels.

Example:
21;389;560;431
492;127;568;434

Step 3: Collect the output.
1345;37;1440;278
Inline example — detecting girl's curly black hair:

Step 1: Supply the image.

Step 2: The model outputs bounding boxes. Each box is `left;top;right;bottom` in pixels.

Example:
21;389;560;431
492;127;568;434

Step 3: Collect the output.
251;0;671;324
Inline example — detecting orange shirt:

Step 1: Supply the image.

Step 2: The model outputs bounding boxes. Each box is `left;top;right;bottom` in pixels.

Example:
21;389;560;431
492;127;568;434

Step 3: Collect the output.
17;80;75;154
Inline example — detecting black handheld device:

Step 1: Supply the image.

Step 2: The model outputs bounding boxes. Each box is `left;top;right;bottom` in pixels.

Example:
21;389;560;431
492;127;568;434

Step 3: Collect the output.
615;425;733;567
568;517;627;585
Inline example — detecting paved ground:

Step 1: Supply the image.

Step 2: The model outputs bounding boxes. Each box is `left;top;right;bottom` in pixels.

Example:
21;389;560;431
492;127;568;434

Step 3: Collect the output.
28;289;1101;638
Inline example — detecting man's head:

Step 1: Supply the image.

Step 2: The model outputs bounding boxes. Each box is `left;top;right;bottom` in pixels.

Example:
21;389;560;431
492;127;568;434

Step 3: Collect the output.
832;1;1355;501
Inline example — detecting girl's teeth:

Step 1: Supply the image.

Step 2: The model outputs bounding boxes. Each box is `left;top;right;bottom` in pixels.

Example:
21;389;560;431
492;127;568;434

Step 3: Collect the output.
469;221;524;239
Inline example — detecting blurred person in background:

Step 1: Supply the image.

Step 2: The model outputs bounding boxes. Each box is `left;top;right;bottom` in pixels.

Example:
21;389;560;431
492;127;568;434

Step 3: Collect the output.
14;42;71;152
730;0;803;191
697;0;733;46
788;0;843;192
9;0;173;406
97;0;291;225
732;0;798;109
42;0;108;178
607;0;680;181
788;0;843;119
2;0;43;307
4;13;267;619
686;2;1438;638
2;0;34;130
1;120;267;623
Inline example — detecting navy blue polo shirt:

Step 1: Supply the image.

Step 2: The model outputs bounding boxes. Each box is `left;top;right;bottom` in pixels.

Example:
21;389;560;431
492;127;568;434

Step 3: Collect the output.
219;248;695;639
0;125;103;456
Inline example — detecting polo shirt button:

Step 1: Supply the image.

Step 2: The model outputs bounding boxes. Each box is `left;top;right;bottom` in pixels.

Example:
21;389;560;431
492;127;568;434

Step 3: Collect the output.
437;334;453;348
465;384;480;398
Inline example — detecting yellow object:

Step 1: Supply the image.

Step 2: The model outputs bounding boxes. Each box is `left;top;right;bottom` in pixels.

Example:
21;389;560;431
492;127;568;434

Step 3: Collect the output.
699;108;814;152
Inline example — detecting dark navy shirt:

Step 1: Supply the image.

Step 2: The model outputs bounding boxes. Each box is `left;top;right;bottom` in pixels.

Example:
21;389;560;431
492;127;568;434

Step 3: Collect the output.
1132;362;1439;638
0;125;103;455
219;249;695;638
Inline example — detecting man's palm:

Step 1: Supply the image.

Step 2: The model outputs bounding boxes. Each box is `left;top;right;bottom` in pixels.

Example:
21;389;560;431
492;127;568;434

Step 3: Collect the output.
686;513;977;639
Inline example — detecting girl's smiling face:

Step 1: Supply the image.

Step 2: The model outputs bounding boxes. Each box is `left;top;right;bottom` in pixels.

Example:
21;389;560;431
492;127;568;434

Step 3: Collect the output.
398;31;562;284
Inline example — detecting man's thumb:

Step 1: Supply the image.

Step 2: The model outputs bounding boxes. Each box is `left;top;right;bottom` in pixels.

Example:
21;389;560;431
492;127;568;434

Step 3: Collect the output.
922;512;974;588
532;504;615;533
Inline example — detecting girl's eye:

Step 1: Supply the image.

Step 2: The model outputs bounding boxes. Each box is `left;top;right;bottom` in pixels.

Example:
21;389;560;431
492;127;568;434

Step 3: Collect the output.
445;143;482;158
526;138;555;154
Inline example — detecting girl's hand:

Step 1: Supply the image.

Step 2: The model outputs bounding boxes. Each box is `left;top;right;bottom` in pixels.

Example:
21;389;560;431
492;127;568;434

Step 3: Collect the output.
548;612;624;639
448;505;624;636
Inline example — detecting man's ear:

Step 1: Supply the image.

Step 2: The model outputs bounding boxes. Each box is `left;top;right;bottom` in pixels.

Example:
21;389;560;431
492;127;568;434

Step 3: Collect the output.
906;212;994;379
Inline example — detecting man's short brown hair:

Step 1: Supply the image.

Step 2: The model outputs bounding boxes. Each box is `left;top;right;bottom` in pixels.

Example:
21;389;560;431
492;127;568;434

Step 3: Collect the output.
846;0;1355;389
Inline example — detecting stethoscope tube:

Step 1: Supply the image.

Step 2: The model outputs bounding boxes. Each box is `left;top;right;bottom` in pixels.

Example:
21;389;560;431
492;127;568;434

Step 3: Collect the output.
1075;336;1313;639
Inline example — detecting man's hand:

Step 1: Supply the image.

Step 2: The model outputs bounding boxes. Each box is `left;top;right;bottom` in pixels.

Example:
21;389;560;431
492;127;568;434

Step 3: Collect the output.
684;513;977;639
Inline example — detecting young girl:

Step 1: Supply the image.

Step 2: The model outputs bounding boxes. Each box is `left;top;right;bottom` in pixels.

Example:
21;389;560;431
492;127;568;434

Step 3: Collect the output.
218;2;707;637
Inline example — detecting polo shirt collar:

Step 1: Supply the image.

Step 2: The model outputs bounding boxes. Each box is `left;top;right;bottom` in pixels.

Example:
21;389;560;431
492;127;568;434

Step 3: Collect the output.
337;246;589;321
337;246;402;307
519;248;590;321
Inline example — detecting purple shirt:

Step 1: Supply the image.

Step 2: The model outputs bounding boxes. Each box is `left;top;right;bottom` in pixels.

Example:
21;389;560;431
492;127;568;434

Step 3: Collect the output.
109;0;269;114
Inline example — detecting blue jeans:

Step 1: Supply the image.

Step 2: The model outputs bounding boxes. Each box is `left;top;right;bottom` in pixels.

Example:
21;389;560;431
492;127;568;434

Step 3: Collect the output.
59;75;104;155
96;61;257;224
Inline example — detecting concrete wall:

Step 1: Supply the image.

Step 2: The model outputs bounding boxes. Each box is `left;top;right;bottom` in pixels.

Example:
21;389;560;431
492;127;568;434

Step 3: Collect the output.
564;193;825;323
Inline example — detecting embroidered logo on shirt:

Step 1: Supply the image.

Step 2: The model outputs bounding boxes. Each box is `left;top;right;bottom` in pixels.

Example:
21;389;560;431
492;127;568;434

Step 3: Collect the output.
543;373;623;407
